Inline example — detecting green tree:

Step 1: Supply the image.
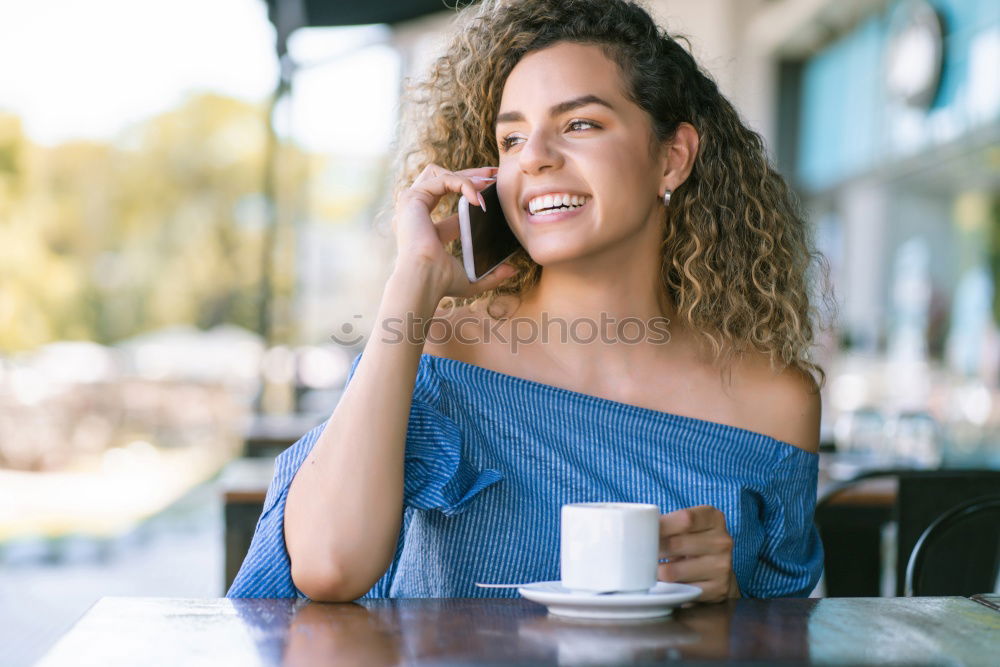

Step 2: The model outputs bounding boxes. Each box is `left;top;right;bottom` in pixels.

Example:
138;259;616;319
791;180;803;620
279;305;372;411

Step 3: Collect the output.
0;94;314;352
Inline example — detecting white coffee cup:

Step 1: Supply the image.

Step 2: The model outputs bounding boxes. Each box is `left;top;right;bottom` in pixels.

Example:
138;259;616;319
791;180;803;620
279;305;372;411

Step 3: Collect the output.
559;502;661;593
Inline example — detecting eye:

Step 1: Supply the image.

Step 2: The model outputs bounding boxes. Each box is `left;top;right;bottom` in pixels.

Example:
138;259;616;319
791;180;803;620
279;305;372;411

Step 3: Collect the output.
498;120;601;152
499;134;522;152
567;119;599;132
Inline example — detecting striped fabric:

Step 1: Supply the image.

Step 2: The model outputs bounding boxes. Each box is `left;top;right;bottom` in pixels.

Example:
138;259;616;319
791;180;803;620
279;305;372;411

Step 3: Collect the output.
228;352;823;599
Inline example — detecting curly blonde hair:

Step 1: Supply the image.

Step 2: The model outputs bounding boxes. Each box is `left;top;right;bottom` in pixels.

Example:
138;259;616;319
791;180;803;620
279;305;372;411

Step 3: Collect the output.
388;0;832;387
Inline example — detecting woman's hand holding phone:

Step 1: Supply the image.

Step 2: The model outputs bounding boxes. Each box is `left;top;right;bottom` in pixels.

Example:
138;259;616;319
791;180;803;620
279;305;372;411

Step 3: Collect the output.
392;163;517;299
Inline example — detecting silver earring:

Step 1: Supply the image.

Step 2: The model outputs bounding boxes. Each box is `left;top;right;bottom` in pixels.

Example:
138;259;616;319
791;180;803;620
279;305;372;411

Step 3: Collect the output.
662;190;672;207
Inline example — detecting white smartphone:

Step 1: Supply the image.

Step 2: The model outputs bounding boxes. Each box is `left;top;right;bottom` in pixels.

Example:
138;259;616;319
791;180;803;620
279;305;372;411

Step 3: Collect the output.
458;182;523;282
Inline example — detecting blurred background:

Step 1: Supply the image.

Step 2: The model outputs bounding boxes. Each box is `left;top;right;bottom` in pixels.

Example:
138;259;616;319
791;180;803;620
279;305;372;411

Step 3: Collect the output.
1;0;997;664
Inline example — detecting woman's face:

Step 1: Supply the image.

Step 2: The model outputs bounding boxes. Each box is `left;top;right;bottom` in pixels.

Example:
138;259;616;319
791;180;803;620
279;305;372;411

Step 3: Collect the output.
495;41;666;267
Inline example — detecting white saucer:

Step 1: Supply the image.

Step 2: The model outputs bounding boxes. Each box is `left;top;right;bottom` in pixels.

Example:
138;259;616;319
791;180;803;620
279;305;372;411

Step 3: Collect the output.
517;581;702;620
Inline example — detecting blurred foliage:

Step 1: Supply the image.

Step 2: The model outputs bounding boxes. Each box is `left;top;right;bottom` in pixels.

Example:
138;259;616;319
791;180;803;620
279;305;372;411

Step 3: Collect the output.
0;94;311;353
989;197;1000;325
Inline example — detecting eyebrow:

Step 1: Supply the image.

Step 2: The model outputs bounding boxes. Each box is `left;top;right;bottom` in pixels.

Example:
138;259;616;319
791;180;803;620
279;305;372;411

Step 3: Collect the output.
495;94;615;127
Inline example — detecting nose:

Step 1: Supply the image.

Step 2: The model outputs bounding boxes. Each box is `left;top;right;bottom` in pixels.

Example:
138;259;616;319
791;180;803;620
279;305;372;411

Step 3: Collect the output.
518;130;564;175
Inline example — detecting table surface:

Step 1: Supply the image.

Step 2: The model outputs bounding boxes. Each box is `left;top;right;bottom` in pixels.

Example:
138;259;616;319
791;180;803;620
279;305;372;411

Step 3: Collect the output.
972;593;1000;611
37;596;999;666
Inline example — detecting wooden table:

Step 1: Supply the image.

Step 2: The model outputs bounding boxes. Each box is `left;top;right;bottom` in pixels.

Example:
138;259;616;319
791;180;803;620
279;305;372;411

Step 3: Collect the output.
37;596;999;666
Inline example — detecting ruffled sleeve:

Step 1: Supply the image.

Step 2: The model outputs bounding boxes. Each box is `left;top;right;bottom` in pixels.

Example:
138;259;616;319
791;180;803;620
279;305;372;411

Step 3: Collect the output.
226;423;325;598
742;448;824;598
403;355;503;516
227;351;502;599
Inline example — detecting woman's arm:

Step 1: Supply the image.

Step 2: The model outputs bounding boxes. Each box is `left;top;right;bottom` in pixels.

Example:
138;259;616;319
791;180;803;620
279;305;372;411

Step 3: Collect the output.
284;262;443;602
283;165;514;602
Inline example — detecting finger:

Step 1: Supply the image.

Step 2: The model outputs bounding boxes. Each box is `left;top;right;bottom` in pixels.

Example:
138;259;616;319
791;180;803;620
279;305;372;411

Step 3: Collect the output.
660;531;733;560
659;506;724;537
469;175;498;189
456;262;518;297
414;165;497;185
407;172;483;213
658;553;728;584
455;165;499;178
434;214;460;244
412;163;446;185
658;558;697;584
687;580;730;603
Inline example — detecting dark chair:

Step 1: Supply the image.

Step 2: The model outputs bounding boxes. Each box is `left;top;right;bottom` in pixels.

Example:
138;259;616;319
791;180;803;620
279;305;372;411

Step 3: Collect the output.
904;494;1000;597
816;469;1000;597
815;469;898;597
892;471;1000;596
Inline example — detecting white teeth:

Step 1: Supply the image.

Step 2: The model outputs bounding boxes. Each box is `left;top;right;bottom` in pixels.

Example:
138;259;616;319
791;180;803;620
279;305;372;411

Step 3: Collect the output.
527;193;589;213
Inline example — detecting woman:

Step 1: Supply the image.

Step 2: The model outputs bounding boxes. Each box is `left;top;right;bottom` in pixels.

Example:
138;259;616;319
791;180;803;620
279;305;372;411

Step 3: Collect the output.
229;0;829;603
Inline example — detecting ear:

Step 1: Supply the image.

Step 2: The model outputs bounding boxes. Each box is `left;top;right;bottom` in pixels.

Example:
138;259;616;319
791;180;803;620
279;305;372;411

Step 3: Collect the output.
657;122;700;197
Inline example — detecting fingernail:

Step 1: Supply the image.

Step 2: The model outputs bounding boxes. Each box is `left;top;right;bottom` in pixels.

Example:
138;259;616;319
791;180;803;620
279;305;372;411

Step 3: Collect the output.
470;176;497;182
477;193;487;212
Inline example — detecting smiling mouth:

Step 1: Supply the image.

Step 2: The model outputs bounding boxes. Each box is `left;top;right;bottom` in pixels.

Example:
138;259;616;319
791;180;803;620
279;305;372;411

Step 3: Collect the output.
530;203;584;216
526;199;590;222
525;194;592;216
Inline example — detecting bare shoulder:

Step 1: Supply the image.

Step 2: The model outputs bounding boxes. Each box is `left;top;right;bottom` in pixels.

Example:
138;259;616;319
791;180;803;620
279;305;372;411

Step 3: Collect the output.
729;352;822;454
422;294;531;372
421;299;496;363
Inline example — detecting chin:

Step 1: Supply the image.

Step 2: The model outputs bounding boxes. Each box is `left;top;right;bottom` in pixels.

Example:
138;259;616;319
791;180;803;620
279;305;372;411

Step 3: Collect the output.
523;240;592;266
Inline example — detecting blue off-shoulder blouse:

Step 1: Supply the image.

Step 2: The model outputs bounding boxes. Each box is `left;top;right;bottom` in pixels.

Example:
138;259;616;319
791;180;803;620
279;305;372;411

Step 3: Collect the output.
228;352;823;599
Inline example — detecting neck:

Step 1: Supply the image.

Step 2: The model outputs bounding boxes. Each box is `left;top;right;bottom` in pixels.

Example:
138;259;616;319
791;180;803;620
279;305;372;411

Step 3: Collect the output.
510;220;685;377
523;262;670;323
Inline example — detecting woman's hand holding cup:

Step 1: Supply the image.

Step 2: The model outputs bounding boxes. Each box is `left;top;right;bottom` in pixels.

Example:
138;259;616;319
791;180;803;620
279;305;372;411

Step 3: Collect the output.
658;505;740;602
392;163;517;300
